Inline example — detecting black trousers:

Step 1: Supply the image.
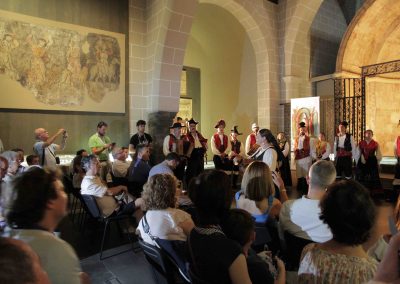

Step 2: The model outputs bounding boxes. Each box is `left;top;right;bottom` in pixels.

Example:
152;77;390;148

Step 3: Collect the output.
186;148;205;186
336;156;352;178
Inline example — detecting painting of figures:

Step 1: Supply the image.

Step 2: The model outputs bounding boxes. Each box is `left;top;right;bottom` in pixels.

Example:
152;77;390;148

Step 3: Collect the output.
0;10;125;113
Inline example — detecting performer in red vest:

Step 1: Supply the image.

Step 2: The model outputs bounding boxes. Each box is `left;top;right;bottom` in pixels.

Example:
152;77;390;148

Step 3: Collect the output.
163;122;186;180
294;122;312;195
355;129;382;192
334;121;356;179
393;132;400;192
211;119;230;171
183;118;208;185
245;122;260;157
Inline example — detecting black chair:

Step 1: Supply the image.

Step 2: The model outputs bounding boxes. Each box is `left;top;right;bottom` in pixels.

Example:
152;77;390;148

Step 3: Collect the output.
252;218;281;255
283;231;314;270
110;172;129;187
81;194;137;260
138;238;190;284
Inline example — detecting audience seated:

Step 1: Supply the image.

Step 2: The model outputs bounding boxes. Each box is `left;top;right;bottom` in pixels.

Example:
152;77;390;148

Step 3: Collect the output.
80;155;141;218
298;179;378;283
236;161;282;220
148;152;179;178
369;232;400;283
26;154;40;167
0;151;20;216
71;154;85;189
6;167;90;284
221;208;286;284
127;144;151;197
280;160;336;242
11;148;26;173
187;170;252;284
0;237;51;284
112;147;131;177
137;174;194;245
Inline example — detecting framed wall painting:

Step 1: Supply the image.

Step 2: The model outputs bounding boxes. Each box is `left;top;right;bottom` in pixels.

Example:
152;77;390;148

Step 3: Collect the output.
0;9;125;113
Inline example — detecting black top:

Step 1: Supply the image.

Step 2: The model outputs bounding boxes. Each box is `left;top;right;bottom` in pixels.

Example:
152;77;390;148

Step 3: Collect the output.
247;251;274;284
129;133;153;149
188;227;242;284
127;159;151;183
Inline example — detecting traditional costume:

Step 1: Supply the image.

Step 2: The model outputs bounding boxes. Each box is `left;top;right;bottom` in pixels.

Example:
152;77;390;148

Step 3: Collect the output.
294;122;312;195
245;123;260;157
229;126;243;189
163;122;186;180
355;132;382;192
184;118;208;185
211;120;232;173
334;121;356;179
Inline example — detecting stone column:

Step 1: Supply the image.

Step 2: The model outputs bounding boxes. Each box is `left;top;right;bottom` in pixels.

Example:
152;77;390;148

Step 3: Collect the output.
147;111;177;164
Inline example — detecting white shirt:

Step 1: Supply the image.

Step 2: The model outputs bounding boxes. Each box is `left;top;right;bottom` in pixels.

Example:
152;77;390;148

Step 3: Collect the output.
279;196;332;243
254;146;278;171
80;175;118;217
236;195;263;215
334;133;356;158
136;208;191;246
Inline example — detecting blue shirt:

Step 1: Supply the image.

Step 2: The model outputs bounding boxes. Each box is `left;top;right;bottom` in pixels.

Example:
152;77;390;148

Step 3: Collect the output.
148;161;174;178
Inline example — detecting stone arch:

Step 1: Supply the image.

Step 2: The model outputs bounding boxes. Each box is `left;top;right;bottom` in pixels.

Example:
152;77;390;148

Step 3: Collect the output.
282;0;323;99
153;0;279;129
336;0;400;75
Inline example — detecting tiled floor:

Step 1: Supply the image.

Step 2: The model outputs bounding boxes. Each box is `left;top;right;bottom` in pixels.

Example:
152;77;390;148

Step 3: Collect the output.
80;245;156;284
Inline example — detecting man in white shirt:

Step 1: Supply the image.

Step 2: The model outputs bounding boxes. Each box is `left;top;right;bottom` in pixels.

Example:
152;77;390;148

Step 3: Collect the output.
280;160;336;242
81;155;140;218
333;121;356;179
33;128;67;169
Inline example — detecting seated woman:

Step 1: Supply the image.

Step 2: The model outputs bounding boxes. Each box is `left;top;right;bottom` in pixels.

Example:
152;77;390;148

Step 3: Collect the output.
298;180;378;283
236;161;283;220
136;174;194;245
187;170;252;284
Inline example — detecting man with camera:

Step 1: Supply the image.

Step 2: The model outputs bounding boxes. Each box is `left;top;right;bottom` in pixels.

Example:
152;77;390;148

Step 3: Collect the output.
33;127;68;169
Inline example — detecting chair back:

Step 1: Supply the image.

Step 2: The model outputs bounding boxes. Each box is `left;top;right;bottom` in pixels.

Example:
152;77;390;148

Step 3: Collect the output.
138;239;177;283
81;194;102;219
283;231;314;270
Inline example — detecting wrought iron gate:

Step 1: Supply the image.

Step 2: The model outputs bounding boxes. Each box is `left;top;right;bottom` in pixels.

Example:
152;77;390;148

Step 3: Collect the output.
333;78;365;143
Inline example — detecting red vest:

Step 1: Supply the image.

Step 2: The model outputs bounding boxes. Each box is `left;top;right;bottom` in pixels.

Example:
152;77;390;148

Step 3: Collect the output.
185;131;208;149
359;139;378;161
397;136;400;157
294;135;310;160
213;133;228;153
249;133;257;147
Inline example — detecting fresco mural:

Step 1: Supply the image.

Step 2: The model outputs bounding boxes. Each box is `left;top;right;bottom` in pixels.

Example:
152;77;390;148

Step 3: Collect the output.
0;10;125;113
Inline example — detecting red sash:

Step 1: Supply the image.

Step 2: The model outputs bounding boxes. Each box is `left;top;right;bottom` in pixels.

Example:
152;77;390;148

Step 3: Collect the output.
359;139;378;160
213;133;228;153
294;136;310;160
397;136;400;157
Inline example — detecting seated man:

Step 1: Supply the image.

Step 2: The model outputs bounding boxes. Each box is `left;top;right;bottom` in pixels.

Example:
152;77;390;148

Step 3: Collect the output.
279;160;336;242
148;152;180;179
127;144;151;197
5;167;90;284
81;155;141;218
0;237;51;284
111;147;131;178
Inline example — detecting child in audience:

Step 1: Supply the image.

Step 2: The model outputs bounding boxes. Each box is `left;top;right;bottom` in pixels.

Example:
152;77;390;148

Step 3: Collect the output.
222;208;286;284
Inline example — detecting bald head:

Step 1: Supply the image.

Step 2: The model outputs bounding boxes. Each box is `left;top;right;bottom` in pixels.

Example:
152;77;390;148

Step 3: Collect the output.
34;128;48;141
309;160;336;190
